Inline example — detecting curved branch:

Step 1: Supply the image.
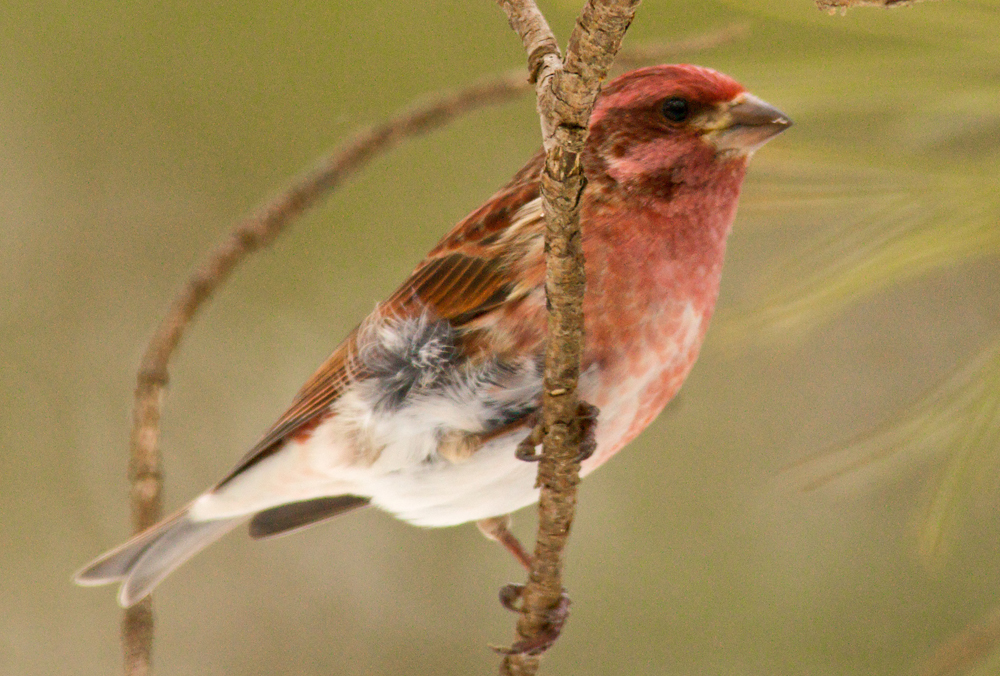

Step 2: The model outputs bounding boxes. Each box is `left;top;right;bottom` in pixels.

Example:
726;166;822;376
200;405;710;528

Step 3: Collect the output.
120;70;531;675
613;24;749;69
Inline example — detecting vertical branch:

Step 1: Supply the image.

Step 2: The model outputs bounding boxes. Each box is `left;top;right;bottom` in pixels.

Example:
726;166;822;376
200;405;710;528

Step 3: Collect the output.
496;1;640;674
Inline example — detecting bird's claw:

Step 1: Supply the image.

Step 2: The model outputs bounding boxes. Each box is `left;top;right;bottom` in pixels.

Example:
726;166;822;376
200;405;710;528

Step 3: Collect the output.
515;424;545;462
514;401;600;463
575;401;599;463
498;583;526;612
493;584;572;656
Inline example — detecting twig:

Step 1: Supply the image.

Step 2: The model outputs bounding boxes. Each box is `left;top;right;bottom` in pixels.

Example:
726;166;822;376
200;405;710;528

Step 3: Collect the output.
117;25;740;674
816;0;930;12
495;1;639;674
613;24;749;70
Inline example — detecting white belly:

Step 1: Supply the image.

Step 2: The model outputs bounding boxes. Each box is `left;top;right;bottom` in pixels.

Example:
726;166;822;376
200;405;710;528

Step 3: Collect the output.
193;303;704;528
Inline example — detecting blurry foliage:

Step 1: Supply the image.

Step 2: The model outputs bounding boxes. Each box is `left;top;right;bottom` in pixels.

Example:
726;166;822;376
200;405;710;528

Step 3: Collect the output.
720;168;1000;345
708;12;1000;668
714;0;1000;568
718;78;1000;672
781;341;1000;561
720;152;1000;566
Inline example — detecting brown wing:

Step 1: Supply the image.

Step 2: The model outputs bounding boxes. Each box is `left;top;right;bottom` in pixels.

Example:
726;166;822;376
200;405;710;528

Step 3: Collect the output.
214;152;544;487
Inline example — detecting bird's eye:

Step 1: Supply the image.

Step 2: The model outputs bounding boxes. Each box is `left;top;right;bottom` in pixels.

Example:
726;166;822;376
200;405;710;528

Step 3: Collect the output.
661;97;690;123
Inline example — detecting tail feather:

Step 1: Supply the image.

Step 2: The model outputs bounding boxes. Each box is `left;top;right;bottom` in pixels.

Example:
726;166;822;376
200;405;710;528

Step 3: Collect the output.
75;508;243;607
249;495;370;539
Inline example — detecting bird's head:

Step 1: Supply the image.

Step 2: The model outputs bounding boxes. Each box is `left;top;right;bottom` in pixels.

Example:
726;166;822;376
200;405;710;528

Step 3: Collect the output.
584;64;791;195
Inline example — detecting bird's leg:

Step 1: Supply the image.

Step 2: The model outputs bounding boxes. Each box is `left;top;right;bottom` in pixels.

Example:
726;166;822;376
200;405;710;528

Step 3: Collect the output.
515;401;599;463
477;515;532;571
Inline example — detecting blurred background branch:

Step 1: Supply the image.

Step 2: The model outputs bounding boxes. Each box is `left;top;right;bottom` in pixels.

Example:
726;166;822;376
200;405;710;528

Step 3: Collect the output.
816;0;932;12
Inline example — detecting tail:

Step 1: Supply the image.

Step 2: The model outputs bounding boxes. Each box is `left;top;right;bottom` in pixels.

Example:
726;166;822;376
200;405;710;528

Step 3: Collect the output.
74;507;243;607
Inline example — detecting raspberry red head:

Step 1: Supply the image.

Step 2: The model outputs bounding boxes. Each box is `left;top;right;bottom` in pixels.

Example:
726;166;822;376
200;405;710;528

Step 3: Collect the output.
594;64;747;117
584;64;790;195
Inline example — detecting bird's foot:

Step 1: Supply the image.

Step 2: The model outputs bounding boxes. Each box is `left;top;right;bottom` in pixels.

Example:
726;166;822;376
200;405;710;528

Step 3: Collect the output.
514;421;545;462
515;401;599;463
493;584;572;656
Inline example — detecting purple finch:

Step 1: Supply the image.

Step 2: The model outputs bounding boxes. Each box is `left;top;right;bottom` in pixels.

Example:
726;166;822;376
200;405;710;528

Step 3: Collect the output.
77;64;790;607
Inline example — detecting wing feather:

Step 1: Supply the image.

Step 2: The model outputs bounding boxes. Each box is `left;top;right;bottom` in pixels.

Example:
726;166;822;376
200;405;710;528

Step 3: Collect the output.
216;152;545;487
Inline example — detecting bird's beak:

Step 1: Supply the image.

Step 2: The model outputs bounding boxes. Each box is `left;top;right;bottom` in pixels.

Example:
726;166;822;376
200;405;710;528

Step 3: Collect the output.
704;93;792;155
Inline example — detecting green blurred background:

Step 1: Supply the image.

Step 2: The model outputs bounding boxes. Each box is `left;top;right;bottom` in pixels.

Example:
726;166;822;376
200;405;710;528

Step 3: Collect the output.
3;1;999;674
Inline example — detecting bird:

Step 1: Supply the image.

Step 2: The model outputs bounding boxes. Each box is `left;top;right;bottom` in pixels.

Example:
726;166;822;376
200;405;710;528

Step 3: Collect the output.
76;64;791;609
